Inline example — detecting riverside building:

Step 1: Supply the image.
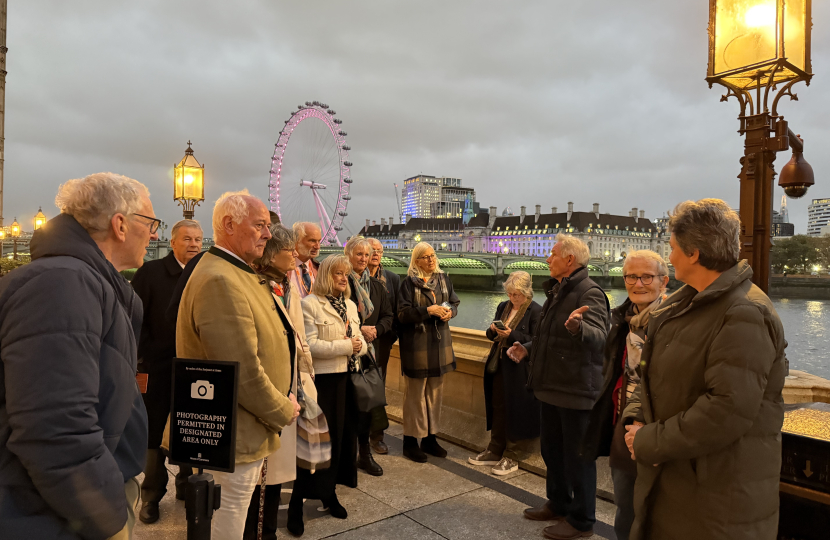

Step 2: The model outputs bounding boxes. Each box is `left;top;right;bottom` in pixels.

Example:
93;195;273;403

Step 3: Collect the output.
807;198;830;237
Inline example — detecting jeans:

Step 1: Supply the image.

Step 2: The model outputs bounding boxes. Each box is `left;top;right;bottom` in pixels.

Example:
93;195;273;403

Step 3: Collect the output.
211;459;265;540
539;402;596;532
611;466;637;540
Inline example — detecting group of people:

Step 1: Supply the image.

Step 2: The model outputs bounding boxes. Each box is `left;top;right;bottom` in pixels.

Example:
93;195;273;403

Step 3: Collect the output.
471;199;786;540
0;171;463;540
0;170;788;540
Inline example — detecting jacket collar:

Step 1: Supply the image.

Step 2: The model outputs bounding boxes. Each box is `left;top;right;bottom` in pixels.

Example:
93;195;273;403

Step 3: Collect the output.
208;246;255;274
311;292;348;320
163;251;184;277
543;266;588;297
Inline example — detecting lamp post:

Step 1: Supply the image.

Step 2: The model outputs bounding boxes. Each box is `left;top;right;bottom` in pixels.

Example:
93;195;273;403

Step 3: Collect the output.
707;0;814;293
173;141;205;220
10;216;19;260
33;207;45;231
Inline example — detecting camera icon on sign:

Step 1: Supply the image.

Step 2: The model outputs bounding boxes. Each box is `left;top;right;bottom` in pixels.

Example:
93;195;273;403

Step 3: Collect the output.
191;380;214;400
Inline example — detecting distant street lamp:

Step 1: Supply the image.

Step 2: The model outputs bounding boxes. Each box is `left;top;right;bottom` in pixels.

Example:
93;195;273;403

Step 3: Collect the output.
707;0;814;293
173;141;205;220
10;217;20;260
33;207;46;231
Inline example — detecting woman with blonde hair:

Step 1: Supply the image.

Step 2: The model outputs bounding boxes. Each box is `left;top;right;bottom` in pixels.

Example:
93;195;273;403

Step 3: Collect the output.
469;271;542;476
288;255;367;536
397;242;460;462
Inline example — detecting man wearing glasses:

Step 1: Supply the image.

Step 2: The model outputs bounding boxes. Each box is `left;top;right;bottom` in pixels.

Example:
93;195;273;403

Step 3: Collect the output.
131;219;204;524
0;173;158;539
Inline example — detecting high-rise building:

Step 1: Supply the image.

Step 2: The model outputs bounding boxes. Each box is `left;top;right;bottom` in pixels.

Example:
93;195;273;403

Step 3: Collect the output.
807;198;830;236
400;175;477;221
779;195;789;224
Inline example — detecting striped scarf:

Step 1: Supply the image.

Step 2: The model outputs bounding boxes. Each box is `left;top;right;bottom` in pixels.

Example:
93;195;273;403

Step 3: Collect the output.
350;270;374;322
326;293;359;372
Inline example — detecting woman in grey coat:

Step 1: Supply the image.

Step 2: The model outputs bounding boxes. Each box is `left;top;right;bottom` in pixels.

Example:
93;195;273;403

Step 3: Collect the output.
397;242;460;463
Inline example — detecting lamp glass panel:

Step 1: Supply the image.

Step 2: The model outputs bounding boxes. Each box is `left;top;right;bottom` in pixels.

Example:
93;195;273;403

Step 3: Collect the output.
182;166;204;200
784;0;806;72
174;165;184;199
714;0;779;75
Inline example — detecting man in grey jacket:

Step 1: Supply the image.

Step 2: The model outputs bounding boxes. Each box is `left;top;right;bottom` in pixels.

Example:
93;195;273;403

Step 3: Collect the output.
0;173;157;539
509;234;609;540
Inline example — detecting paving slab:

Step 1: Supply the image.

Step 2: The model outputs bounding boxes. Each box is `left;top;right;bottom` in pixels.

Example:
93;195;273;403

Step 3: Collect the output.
326;514;446;539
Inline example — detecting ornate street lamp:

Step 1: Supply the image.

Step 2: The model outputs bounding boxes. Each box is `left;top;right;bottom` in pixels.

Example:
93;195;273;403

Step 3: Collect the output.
33;207;46;231
10;217;20;260
707;0;814;293
173;141;205;220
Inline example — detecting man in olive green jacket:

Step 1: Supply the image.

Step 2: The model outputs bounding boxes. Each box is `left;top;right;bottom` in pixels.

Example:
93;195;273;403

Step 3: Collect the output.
177;191;299;540
623;199;787;540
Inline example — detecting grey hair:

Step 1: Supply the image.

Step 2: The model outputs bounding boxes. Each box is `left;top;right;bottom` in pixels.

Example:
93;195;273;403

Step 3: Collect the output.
254;223;295;268
55;172;149;235
503;271;533;299
408;241;443;278
344;236;372;259
293;221;321;242
171;219;203;239
669;198;740;272
623;250;670;291
555;233;590;267
312;254;352;298
212;189;257;238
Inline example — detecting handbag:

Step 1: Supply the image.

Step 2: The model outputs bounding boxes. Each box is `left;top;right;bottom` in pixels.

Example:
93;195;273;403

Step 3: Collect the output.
296;375;331;473
350;351;387;413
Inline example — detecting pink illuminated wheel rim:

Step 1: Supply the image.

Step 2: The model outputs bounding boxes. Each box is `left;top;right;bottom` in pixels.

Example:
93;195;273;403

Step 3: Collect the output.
268;100;352;246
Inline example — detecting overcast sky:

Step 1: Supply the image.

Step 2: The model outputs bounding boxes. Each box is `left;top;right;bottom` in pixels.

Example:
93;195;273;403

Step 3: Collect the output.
5;1;830;237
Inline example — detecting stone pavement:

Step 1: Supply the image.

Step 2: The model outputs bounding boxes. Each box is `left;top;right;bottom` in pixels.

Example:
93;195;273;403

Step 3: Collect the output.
134;422;617;540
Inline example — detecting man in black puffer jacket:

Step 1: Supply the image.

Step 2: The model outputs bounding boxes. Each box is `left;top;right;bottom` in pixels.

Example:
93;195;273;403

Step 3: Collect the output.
0;173;157;540
508;234;609;540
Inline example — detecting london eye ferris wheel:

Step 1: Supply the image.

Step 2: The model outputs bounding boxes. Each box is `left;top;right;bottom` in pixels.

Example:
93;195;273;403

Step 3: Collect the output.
268;101;352;246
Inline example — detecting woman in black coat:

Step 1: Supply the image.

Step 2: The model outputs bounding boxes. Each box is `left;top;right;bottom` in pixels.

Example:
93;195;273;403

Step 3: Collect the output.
468;271;542;476
345;237;394;477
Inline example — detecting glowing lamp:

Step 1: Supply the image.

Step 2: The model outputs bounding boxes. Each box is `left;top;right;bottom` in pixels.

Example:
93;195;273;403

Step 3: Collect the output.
34;207;46;231
707;0;812;90
173;141;205;219
10;218;20;238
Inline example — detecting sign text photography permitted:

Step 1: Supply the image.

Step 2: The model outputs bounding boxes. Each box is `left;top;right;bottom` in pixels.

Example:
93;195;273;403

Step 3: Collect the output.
169;358;238;473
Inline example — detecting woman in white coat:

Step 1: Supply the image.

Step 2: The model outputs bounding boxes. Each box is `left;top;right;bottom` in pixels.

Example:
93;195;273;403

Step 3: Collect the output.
287;254;367;537
246;224;316;540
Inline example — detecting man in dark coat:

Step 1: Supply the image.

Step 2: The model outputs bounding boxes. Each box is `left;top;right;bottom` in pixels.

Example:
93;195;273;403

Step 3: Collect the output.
508;234;609;540
366;237;400;454
0;173;156;540
132;219;203;523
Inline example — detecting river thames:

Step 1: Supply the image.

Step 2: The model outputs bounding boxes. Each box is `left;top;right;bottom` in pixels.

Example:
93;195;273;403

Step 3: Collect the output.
452;289;830;379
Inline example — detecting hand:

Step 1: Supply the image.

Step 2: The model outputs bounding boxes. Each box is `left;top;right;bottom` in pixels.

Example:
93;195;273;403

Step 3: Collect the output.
427;305;447;318
565;306;589;335
287;393;301;426
439;307;453;321
624;421;644;460
351;336;362;354
490;323;512;339
361;325;377;342
506;342;528;362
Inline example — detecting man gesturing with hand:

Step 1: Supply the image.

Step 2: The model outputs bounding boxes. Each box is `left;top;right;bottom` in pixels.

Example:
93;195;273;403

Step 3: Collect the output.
512;234;609;540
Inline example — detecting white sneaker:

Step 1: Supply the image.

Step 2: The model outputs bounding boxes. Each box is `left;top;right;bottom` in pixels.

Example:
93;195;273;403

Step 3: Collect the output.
492;457;518;476
468;450;501;466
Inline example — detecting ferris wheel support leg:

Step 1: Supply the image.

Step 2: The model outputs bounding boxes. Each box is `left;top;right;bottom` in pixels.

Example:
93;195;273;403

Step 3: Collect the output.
312;189;342;247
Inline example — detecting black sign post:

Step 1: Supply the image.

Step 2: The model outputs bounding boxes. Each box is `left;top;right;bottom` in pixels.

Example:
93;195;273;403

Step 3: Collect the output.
169;358;239;540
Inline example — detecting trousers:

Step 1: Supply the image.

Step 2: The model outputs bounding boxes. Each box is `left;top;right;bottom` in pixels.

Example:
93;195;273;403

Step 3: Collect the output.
106;477;140;540
487;368;535;461
402;374;444;438
140;448;192;504
210;459;265;540
539;402;596;532
611;466;637;540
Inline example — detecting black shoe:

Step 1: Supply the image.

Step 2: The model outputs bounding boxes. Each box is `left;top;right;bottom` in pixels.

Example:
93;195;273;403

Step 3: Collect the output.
420;435;448;458
138;502;159;524
358;444;384;476
323;494;348;519
286;503;304;537
369;438;389;455
403;444;429;463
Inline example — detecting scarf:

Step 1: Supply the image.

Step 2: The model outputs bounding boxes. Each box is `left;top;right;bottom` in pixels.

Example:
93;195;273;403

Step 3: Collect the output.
350;270;374;322
623;296;663;399
326;293;359;372
494;298;532;361
410;273;448;309
370;263;387;286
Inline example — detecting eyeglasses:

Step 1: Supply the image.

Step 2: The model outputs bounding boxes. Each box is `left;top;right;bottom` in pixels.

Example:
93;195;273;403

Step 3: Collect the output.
372;249;384;255
133;213;161;234
623;274;663;285
417;254;437;261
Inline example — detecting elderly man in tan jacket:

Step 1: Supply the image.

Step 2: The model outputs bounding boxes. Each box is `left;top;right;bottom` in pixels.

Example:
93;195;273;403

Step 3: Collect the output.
176;190;300;540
